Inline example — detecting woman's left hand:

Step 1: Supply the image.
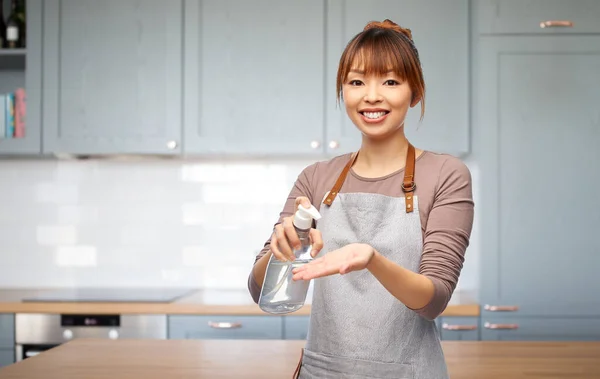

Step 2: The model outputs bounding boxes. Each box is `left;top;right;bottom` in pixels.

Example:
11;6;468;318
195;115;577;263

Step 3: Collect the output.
292;243;375;280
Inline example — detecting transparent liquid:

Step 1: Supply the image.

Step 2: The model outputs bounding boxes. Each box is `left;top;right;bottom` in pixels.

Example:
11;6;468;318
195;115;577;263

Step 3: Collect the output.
258;258;311;315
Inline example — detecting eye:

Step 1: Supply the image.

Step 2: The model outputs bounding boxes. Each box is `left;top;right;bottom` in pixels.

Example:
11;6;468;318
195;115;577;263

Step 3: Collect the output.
384;80;399;86
348;80;363;86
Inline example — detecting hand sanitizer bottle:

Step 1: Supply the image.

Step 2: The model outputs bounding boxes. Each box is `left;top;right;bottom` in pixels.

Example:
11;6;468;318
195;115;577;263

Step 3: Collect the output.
258;204;322;314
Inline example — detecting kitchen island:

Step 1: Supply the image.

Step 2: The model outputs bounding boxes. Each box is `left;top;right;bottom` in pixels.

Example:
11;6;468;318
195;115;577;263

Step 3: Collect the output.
0;339;598;379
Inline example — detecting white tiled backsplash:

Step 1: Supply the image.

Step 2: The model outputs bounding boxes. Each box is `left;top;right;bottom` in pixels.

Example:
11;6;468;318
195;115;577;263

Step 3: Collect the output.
0;157;480;293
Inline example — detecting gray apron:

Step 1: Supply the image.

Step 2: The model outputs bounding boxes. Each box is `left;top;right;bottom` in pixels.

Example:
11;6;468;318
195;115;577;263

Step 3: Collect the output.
293;144;449;379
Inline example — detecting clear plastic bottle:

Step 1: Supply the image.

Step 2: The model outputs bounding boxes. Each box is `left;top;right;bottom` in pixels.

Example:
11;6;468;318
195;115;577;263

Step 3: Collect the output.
258;204;322;314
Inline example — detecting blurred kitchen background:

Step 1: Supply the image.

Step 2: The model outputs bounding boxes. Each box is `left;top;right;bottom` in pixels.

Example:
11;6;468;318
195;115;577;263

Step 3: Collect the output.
0;0;598;365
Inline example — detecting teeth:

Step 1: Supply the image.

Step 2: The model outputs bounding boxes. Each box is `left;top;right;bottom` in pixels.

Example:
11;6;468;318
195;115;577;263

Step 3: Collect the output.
363;111;386;119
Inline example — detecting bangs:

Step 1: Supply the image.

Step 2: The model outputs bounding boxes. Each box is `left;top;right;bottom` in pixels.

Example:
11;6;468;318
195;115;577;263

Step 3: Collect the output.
341;36;411;81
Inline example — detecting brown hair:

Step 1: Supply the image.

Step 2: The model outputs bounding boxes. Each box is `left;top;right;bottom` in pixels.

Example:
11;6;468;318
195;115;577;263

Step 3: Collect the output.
336;19;425;120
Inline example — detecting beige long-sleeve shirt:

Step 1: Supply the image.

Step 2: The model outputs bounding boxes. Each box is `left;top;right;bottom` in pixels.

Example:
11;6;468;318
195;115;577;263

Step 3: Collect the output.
248;150;474;320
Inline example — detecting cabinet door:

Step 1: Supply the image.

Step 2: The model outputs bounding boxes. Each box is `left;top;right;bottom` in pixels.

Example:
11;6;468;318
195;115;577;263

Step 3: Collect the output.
477;35;600;317
481;317;600;341
42;0;183;155
168;315;283;340
183;0;325;156
438;317;479;341
476;0;600;35
0;349;13;368
283;316;310;340
0;314;14;349
325;0;470;156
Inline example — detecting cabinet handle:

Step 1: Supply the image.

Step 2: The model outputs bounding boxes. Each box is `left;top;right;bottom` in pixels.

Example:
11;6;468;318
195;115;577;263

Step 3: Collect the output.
442;323;477;331
329;140;339;149
540;20;573;28
208;321;242;329
166;141;178;149
484;304;518;312
484;322;519;330
310;140;321;149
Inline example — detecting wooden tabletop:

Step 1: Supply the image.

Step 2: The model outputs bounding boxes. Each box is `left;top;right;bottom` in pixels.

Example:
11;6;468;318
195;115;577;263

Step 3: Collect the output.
0;339;598;379
0;288;480;316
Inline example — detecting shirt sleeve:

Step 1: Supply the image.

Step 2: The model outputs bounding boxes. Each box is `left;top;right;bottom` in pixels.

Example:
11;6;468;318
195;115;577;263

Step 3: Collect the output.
410;157;474;320
247;163;317;303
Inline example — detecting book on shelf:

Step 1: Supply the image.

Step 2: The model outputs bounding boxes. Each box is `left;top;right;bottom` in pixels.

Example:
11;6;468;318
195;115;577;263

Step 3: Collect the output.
0;87;25;139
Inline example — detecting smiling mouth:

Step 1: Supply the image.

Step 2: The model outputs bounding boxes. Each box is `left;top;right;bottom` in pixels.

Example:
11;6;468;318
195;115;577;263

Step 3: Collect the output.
359;111;390;122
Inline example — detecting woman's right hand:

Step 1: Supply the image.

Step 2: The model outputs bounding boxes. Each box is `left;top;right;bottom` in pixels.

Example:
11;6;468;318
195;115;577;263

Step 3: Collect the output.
270;196;323;261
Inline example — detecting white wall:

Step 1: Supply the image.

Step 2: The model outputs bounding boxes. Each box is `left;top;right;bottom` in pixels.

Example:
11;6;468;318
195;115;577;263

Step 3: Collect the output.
0;156;480;296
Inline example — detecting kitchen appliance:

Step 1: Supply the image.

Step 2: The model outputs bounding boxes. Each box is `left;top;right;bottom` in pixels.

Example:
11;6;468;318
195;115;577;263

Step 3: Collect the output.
15;313;167;361
21;288;196;303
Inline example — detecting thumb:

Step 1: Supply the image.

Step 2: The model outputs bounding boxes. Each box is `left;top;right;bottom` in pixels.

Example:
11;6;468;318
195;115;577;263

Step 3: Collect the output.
295;196;311;210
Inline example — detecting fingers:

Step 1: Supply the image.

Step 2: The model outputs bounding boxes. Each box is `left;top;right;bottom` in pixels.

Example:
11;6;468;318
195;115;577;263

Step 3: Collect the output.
272;225;294;261
309;229;323;257
282;216;301;251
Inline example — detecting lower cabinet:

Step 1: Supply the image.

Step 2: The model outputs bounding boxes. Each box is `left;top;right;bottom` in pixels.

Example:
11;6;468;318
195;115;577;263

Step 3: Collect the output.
168;315;283;340
480;317;600;341
167;315;312;341
283;316;310;340
437;317;479;341
0;349;13;368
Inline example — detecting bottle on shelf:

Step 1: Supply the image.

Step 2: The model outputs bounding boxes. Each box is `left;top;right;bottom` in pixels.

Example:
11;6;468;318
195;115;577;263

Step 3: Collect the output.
5;0;23;49
0;0;6;48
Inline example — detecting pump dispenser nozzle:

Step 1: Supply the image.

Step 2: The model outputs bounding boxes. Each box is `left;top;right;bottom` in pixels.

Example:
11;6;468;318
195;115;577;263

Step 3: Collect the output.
293;204;322;230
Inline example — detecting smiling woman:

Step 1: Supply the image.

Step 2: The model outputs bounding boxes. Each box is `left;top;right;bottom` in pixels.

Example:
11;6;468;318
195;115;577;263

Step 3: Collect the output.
248;18;474;379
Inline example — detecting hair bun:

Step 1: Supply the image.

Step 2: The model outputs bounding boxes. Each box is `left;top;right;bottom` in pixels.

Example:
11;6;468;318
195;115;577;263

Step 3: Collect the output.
363;19;413;41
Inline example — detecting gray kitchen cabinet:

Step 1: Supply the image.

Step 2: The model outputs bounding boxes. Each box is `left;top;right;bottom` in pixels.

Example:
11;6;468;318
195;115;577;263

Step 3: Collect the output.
283;316;310;340
0;0;42;155
476;34;600;319
182;0;326;156
0;350;13;368
476;0;600;35
480;317;600;341
325;0;470;156
168;315;283;340
438;317;479;341
42;0;183;155
0;314;14;348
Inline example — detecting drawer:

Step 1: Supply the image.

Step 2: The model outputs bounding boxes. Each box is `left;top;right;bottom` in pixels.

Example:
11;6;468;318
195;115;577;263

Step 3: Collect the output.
438;317;479;341
168;315;283;340
283;316;310;340
481;316;600;341
0;314;14;348
0;349;13;368
476;0;600;35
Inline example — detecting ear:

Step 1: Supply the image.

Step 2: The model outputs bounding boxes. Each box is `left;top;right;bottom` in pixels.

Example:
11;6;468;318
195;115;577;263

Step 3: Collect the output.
410;94;421;108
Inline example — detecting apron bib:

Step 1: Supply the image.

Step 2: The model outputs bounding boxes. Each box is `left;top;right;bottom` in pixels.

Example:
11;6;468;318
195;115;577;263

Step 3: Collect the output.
293;144;449;379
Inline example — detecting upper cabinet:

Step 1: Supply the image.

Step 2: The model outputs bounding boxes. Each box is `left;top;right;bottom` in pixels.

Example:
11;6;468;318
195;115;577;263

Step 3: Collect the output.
42;0;183;155
477;0;600;35
326;0;470;156
0;0;42;155
3;0;470;157
182;0;326;156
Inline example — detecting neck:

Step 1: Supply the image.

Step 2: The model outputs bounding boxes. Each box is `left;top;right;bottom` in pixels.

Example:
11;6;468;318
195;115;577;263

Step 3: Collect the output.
354;129;412;176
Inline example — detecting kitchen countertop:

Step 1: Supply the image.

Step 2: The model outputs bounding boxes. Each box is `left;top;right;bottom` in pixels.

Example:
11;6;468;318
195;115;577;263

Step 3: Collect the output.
0;288;480;316
0;339;598;379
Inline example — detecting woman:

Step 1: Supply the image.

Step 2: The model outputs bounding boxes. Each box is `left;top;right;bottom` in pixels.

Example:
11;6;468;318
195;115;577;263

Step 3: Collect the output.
248;19;474;378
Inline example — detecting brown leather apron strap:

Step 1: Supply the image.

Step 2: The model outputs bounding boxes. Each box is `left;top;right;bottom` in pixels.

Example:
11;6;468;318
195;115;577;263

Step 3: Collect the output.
292;349;304;378
323;144;417;213
322;152;358;206
402;143;416;213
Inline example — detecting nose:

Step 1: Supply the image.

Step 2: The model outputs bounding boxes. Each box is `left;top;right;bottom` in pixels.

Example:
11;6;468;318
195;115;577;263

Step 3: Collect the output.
363;83;382;103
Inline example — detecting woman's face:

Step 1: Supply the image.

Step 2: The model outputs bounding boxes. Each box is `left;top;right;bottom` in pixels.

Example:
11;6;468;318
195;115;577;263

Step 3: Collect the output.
342;66;418;141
